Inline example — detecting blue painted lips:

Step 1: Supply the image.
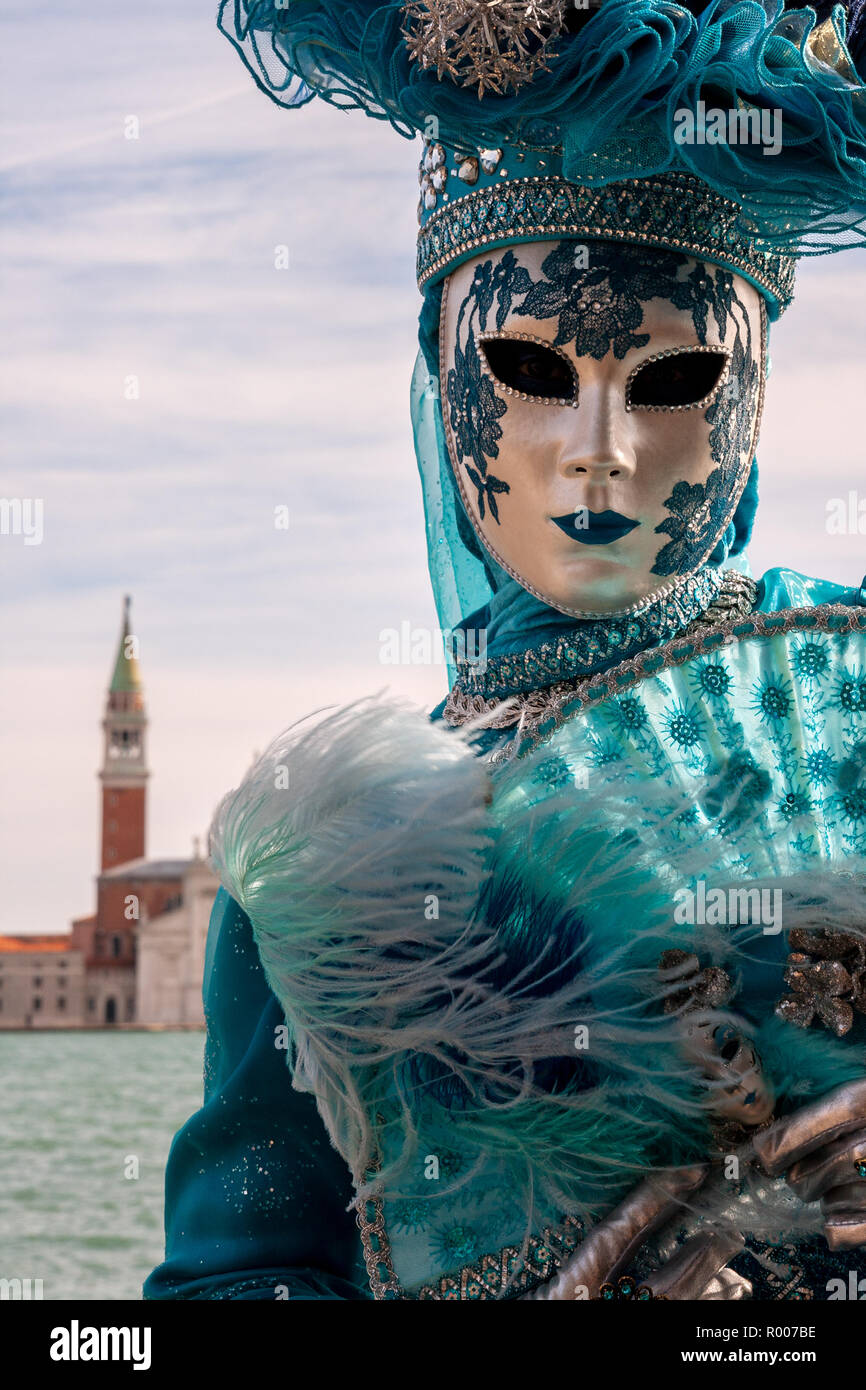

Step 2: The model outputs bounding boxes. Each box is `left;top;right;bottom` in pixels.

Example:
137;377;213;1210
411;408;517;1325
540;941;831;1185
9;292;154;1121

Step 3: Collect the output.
552;509;640;545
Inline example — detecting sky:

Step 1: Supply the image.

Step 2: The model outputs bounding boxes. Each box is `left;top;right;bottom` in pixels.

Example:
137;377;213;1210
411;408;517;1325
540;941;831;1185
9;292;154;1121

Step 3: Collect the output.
2;0;865;934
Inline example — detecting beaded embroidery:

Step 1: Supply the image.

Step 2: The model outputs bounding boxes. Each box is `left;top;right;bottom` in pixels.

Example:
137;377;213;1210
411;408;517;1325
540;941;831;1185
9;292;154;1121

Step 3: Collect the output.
415;1213;586;1300
355;1121;590;1301
356;1189;404;1301
417;168;796;311
355;1191;587;1301
444;601;866;745
356;1195;817;1300
449;566;743;702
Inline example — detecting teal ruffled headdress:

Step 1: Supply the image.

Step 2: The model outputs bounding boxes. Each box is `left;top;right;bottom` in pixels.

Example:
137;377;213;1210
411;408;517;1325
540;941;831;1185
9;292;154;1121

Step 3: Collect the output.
218;0;866;631
219;0;866;277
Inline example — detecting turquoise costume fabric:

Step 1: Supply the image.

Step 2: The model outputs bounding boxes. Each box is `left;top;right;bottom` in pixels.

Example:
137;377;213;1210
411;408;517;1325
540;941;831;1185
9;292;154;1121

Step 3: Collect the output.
144;891;369;1300
145;567;866;1301
145;0;866;1304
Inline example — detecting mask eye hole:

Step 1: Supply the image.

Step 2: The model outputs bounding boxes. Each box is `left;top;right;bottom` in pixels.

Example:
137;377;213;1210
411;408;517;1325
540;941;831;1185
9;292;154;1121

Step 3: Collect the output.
480;337;576;402
627;349;729;409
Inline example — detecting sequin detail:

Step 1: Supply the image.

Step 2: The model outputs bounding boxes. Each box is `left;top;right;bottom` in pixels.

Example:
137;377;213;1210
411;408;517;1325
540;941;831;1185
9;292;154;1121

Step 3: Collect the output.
597;1275;666;1300
776;928;866;1036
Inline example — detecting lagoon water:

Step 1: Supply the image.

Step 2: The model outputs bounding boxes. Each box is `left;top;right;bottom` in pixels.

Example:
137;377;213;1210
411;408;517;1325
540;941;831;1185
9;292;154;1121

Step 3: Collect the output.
0;1031;204;1301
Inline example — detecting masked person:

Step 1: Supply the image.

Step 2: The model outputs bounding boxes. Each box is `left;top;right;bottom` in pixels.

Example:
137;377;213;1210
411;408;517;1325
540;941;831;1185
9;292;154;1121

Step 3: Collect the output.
145;0;866;1301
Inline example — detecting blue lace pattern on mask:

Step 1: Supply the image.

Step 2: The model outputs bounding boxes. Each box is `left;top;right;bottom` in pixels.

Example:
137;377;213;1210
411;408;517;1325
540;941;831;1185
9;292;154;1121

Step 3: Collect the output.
512;241;723;360
446;250;536;520
447;242;759;575
652;278;761;576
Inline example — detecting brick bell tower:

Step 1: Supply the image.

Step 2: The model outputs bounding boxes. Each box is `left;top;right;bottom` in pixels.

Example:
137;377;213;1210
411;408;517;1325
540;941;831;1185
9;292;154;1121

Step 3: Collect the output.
100;595;148;870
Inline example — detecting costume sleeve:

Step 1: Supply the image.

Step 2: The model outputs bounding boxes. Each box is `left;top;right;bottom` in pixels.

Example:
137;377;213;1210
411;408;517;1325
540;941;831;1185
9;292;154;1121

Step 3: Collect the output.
143;888;370;1300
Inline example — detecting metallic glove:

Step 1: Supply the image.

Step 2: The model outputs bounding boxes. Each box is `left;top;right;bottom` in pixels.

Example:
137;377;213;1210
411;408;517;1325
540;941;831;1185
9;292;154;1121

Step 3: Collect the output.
752;1079;866;1251
520;1166;749;1300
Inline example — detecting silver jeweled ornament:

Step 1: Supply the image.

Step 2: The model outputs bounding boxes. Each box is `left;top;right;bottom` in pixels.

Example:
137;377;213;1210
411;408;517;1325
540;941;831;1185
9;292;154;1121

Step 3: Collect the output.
402;0;568;97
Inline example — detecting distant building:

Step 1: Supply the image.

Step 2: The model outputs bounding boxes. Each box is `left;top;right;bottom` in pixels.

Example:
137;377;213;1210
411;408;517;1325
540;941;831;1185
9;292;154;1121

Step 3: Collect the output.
127;856;217;1026
0;937;84;1029
0;598;217;1028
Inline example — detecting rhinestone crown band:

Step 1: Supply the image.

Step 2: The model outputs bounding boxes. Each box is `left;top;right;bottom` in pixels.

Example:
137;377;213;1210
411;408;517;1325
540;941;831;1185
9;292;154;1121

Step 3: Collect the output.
416;140;796;314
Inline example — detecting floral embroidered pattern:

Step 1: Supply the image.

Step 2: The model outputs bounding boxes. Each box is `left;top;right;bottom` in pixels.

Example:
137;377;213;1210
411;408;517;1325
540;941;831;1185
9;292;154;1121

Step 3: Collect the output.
448;325;509;518
429;1221;485;1270
363;611;866;1302
752;674;795;726
414;1213;587;1300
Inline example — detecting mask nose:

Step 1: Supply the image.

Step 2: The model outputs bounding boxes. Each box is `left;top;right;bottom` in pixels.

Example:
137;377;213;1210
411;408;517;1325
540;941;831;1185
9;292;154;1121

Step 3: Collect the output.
557;381;637;481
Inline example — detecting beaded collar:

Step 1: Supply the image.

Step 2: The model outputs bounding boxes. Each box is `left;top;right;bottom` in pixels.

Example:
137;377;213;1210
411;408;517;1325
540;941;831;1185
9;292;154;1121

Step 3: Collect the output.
451;568;754;702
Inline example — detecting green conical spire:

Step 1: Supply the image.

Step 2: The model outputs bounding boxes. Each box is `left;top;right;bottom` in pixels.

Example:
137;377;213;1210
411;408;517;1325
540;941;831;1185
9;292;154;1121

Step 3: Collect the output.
109;595;143;693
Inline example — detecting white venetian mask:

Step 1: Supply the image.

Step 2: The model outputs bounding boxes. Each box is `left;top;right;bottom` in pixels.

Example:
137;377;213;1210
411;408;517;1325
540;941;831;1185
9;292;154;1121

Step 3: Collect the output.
439;239;766;617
